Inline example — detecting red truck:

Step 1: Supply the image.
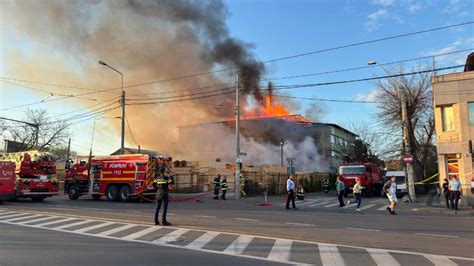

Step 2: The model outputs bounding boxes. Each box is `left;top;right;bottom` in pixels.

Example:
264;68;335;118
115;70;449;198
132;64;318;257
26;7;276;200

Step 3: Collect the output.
0;151;60;201
65;154;172;202
0;161;16;203
338;162;383;197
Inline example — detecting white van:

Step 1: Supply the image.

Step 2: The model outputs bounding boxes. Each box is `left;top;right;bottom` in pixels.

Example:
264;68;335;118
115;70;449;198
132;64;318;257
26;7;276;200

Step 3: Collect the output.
384;171;407;196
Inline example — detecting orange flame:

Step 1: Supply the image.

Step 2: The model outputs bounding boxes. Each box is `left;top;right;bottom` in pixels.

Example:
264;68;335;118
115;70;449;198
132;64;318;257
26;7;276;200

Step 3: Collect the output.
239;96;310;124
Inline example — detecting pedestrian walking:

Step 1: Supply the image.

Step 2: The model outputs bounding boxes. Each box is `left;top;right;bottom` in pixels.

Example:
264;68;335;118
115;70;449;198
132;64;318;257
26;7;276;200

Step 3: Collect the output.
336;177;345;207
448;175;462;210
286;175;297;210
213;174;221;200
383;176;397;215
154;168;174;226
347;177;362;212
220;176;228;200
442;178;450;209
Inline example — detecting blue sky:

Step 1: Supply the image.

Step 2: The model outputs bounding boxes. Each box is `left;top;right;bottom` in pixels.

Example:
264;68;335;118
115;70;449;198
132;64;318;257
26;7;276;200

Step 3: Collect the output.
223;0;473;124
0;0;473;155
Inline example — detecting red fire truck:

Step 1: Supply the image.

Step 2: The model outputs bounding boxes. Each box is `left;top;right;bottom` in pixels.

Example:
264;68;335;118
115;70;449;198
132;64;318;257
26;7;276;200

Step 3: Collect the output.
0;151;60;201
0;161;16;203
64;154;172;202
338;162;383;197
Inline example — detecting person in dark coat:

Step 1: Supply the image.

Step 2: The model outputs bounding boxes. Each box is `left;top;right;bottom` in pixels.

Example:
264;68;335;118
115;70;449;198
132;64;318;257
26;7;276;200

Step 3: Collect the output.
221;177;228;200
442;178;450;209
213;174;221;200
154;168;173;226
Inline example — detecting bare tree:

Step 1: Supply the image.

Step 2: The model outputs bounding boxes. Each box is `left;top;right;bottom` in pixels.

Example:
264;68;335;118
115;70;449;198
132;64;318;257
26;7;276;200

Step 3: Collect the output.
5;109;70;151
374;63;437;180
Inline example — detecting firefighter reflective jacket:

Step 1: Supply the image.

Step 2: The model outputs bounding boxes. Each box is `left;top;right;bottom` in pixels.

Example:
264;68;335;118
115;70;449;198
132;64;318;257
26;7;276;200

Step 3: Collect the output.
221;180;228;191
213;176;221;188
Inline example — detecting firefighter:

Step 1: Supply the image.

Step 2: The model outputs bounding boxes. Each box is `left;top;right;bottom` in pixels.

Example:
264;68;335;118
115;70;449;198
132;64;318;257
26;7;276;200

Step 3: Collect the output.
221;176;228;200
213;174;221;200
296;185;305;200
240;174;246;198
154;168;173;226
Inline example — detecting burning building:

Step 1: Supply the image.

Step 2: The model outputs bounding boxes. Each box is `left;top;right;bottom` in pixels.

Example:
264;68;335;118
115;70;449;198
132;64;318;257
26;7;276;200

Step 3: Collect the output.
176;95;357;173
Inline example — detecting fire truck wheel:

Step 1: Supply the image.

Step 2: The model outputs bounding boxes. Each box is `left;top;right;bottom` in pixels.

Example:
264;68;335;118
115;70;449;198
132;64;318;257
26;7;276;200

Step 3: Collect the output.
106;185;119;201
119;185;132;202
92;194;101;200
68;185;80;200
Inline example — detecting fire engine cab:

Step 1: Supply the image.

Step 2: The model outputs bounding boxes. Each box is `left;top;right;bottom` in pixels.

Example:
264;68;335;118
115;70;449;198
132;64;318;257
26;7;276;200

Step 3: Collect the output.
64;154;172;202
338;162;383;197
0;161;16;203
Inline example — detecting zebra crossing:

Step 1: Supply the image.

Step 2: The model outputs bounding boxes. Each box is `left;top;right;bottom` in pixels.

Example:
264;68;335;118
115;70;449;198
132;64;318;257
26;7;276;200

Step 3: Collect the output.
1;208;472;265
281;197;391;211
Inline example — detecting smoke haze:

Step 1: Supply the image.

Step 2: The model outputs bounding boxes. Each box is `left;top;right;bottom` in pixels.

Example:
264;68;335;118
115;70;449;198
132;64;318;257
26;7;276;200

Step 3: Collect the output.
1;0;326;170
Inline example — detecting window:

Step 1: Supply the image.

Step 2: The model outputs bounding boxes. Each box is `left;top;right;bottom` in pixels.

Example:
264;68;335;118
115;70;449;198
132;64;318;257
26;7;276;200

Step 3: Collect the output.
330;135;335;143
441;105;455;131
446;154;459;179
468;102;474;125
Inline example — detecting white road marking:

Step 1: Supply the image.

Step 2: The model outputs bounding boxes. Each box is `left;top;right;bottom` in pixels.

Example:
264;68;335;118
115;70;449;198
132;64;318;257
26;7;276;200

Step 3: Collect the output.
318;243;346;266
324;203;341;208
0;213;30;219
74;222;114;233
415;233;459;238
346;227;380;232
2;209;474;265
308;202;329;207
96;224;136;236
359;204;376;210
294;201;318;206
377;205;390;211
54;220;93;230
234;218;260;222
0;211;18;216
424;254;457;266
17;216;56;225
35;217;76;227
121;226;161;240
153;229;190;245
267;239;293;262
2;214;42;223
194;215;216;219
186;231;220;250
366;248;400;266
286;222;315;227
223;235;254;256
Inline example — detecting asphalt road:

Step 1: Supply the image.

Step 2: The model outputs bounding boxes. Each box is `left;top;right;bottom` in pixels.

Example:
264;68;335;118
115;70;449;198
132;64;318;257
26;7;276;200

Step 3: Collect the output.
1;193;473;265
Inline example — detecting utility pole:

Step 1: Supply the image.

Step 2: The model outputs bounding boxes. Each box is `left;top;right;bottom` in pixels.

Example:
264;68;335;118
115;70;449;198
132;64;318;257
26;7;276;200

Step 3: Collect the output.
66;138;71;159
99;60;125;155
235;74;241;200
280;139;285;167
398;85;416;202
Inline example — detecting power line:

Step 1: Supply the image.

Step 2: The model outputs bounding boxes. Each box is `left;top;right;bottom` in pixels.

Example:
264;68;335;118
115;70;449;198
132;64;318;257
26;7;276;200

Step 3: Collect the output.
127;86;235;101
126;90;236;106
125;115;138;146
271;65;464;91
0;77;117;94
0;80;99;101
262;49;473;82
120;22;473;88
126;65;464;105
271;94;381;104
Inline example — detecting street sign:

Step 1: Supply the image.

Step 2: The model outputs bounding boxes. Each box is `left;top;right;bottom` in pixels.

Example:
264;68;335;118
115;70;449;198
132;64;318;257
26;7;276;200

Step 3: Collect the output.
403;153;413;164
236;156;243;163
286;157;295;167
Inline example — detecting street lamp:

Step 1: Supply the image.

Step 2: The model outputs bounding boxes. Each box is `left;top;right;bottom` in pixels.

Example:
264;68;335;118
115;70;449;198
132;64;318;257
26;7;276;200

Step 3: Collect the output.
368;60;416;202
98;60;125;155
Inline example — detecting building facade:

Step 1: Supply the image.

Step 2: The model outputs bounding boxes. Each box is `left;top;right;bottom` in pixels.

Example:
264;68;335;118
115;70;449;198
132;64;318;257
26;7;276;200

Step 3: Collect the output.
432;71;474;206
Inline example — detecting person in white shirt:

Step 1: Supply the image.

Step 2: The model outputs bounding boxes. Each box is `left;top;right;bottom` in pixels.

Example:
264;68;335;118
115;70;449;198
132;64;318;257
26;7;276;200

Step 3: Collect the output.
286;175;297;210
383;176;398;215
